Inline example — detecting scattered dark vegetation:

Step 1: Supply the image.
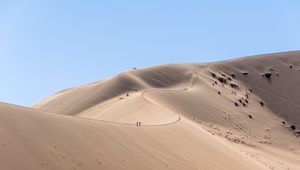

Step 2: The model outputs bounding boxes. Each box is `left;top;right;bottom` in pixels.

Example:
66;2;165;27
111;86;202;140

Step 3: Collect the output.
227;77;232;81
290;125;296;131
242;72;248;75
269;67;274;71
231;73;235;78
295;130;300;136
221;73;226;77
184;88;188;90
119;97;124;100
276;73;279;76
214;81;218;84
230;83;239;89
126;93;129;97
211;73;217;78
236;98;247;107
235;102;239;107
259;101;264;106
248;115;252;119
132;67;137;70
281;120;299;135
217;77;227;84
264;72;272;79
245;94;249;99
289;65;293;68
218;91;221;95
249;88;253;93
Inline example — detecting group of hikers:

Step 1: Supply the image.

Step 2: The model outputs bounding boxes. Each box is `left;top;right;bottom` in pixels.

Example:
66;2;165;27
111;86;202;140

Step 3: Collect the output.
136;121;142;127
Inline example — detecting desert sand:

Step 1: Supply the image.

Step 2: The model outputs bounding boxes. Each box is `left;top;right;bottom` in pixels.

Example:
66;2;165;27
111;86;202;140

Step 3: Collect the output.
1;51;300;170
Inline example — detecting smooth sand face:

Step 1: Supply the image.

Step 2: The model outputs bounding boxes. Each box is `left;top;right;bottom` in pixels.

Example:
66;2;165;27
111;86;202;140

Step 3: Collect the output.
1;51;300;169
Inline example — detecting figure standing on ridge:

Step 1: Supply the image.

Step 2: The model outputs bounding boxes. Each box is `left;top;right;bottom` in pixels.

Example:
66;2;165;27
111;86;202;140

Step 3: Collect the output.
136;121;142;127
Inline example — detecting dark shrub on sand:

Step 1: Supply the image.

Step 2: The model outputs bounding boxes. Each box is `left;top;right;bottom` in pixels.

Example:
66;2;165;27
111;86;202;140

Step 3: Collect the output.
290;125;296;131
217;77;227;84
230;83;239;89
264;72;272;79
259;101;264;106
231;73;236;78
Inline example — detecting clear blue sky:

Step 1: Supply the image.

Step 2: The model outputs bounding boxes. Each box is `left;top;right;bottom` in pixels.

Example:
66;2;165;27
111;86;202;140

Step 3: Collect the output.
0;0;299;106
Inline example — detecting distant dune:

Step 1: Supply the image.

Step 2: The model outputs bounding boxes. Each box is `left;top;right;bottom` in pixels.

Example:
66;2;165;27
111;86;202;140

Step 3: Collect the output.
1;51;300;170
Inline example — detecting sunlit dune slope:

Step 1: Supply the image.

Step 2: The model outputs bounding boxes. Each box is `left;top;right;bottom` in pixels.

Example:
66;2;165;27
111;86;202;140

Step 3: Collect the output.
1;51;300;170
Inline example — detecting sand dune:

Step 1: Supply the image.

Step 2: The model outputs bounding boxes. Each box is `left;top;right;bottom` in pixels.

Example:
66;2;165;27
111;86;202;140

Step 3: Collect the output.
1;51;300;169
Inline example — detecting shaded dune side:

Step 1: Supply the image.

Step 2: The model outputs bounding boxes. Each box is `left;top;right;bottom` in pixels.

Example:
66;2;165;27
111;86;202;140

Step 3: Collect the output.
209;51;300;126
1;51;300;170
35;51;300;128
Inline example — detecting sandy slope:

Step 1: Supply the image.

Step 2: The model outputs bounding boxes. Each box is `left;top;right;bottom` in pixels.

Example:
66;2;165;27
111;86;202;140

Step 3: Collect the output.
1;51;300;169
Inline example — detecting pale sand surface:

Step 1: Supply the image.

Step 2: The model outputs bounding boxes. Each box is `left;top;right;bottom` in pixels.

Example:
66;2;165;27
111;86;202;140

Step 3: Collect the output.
1;51;300;169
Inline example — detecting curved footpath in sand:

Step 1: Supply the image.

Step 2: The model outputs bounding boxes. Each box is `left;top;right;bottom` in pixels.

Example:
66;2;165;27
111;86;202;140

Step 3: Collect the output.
1;51;300;170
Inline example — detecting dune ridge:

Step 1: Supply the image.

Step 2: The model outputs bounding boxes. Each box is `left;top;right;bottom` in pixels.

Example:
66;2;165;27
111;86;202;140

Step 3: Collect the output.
1;51;300;169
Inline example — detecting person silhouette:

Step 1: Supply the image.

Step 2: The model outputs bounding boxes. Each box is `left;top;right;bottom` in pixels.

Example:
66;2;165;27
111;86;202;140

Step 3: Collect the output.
136;122;138;127
138;122;141;127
